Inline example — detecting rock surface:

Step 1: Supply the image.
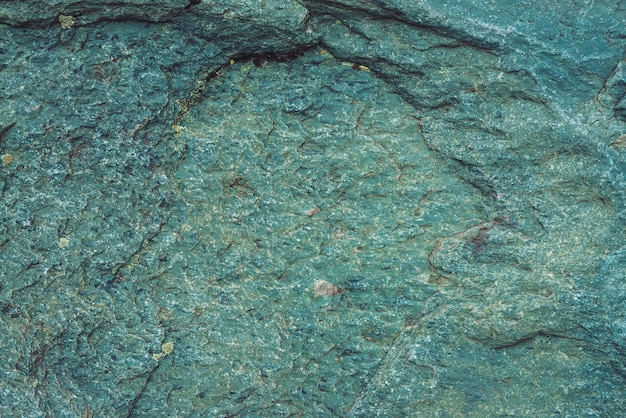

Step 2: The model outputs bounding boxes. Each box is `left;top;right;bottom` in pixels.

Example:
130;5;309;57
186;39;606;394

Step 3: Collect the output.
0;0;625;416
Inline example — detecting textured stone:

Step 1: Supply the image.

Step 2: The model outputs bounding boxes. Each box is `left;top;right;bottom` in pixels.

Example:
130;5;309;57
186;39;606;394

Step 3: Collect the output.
1;0;625;416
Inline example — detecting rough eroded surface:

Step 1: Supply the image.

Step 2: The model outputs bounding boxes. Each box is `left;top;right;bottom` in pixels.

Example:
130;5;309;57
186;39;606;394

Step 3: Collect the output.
0;0;625;416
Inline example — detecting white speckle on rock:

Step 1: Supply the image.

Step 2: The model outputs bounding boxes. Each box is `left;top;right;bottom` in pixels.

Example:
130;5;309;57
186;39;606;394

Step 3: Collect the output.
313;280;342;297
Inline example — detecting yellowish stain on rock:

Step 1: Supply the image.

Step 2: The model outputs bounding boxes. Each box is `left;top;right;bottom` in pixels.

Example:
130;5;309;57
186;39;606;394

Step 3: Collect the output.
2;153;13;166
59;15;75;29
152;341;174;361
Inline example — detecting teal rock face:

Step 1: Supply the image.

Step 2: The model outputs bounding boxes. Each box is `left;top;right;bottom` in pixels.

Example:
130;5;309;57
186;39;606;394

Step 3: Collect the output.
1;1;625;416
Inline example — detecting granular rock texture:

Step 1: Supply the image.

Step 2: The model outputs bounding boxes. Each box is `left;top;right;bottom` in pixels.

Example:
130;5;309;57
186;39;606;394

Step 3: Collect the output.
0;1;625;416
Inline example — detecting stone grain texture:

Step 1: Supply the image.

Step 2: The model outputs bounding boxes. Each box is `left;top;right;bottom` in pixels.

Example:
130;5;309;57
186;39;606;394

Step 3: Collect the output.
0;0;625;416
